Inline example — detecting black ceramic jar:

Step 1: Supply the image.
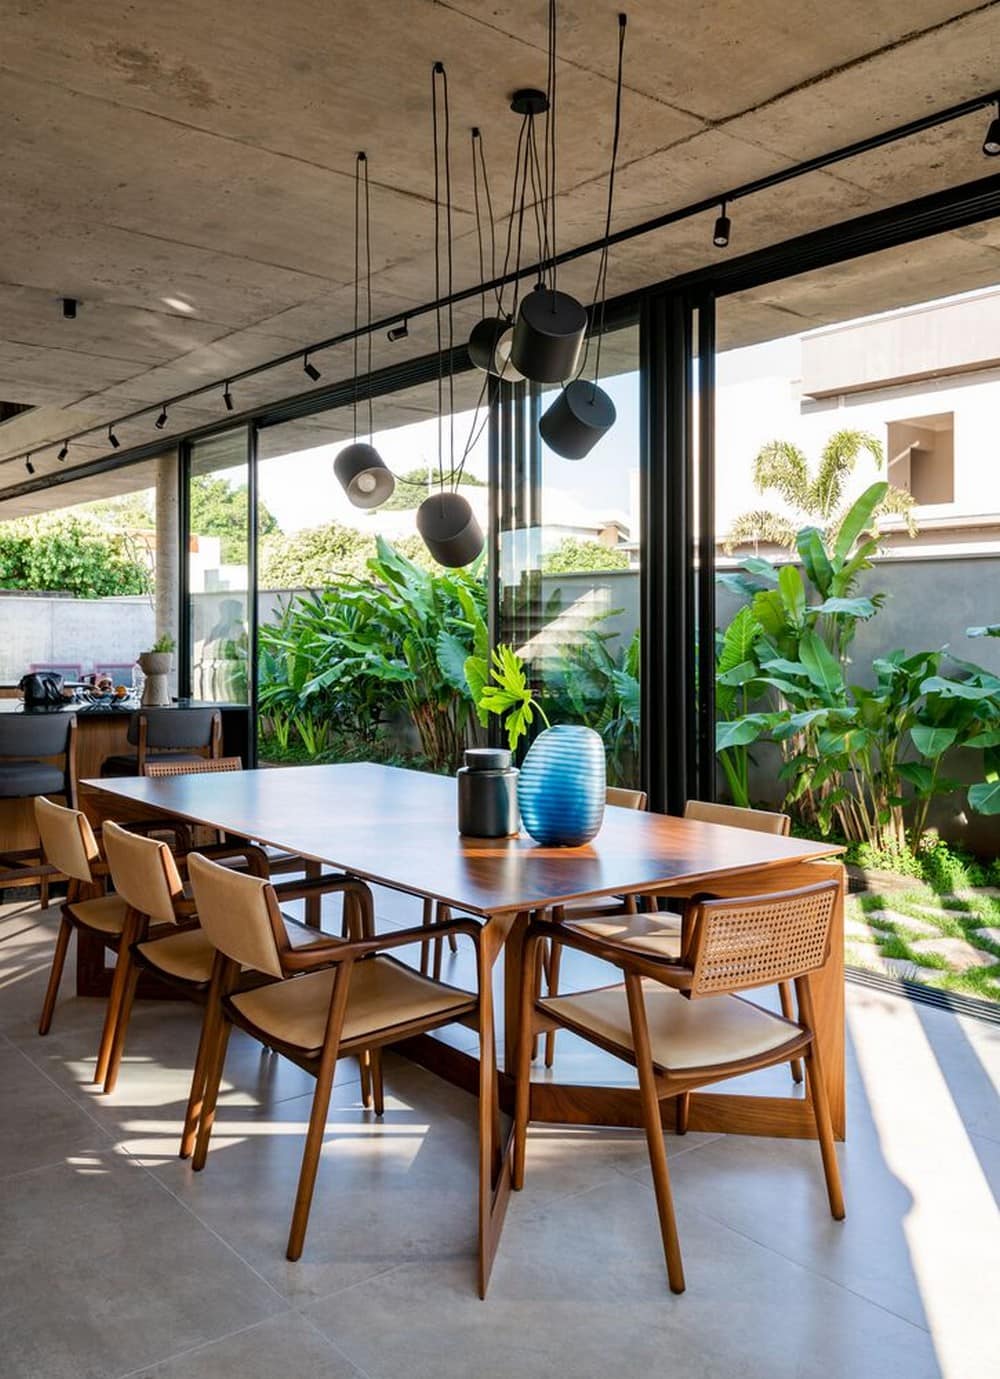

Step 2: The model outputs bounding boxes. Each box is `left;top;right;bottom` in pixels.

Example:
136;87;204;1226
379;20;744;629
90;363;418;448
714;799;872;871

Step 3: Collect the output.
457;747;519;837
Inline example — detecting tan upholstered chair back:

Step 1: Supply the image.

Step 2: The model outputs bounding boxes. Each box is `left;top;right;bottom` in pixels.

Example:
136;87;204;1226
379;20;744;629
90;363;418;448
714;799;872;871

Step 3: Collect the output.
103;820;185;925
143;756;243;778
34;796;100;883
606;787;647;810
684;799;790;836
688;880;838;999
187;851;285;979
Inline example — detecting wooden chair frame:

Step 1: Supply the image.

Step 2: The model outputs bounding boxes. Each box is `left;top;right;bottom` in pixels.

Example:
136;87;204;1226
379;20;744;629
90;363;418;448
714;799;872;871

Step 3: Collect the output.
0;718;79;907
513;882;845;1294
187;877;495;1284
134;709;222;775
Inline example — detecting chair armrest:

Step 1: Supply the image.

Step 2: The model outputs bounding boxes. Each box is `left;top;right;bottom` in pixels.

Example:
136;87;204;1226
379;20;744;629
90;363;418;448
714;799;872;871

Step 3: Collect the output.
184;842;270;879
281;916;482;973
271;874;352;903
527;916;694;991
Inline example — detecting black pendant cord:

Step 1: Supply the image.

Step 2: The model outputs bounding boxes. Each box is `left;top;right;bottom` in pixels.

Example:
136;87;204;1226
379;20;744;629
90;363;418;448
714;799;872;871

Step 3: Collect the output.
576;12;627;391
499;115;529;319
442;64;456;486
352;153;362;445
472;130;487;318
475;131;501;311
363;153;375;442
545;0;558;294
432;62;445;495
526;116;551;284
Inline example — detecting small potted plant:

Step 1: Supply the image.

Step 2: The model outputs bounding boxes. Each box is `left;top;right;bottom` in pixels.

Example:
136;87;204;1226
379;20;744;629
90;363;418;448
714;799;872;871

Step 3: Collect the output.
138;633;175;707
467;644;606;847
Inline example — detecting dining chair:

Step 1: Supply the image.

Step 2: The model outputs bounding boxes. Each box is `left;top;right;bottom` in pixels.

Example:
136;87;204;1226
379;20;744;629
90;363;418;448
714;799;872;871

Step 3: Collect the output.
0;714;78;907
514;879;845;1293
184;851;490;1268
100;707;222;777
542;798;800;1082
97;820;339;1098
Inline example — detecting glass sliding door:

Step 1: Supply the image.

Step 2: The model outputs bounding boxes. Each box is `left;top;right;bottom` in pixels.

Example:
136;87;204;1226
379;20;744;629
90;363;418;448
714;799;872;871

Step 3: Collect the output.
498;323;641;787
184;429;252;707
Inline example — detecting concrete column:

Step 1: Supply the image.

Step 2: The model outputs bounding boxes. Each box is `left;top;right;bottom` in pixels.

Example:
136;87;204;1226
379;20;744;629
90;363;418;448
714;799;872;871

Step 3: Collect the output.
154;450;180;693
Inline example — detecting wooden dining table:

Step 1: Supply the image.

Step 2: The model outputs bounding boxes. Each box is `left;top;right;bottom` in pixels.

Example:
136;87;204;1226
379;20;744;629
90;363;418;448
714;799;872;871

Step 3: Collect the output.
83;761;845;1289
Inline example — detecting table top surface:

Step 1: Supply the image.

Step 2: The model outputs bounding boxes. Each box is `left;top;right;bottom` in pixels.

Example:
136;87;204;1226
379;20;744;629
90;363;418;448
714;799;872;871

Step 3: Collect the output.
84;762;843;916
0;699;248;717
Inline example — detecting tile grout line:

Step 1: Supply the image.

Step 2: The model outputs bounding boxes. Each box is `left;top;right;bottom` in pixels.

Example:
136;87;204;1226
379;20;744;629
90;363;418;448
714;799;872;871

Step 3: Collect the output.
108;1316;297;1379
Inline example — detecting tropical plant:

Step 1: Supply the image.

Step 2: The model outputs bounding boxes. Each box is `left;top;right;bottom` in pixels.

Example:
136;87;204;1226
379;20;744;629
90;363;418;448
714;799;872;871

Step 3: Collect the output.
714;605;763;808
544;627;640;786
258;521;433;588
467;644;549;752
724;429;916;553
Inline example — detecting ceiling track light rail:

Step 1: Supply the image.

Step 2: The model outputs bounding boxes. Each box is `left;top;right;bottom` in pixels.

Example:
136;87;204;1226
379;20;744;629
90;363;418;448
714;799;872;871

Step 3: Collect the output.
5;86;998;479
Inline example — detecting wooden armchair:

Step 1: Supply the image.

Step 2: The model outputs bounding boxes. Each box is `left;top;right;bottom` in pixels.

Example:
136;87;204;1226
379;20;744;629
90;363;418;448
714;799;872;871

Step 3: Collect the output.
184;852;493;1279
514;879;845;1294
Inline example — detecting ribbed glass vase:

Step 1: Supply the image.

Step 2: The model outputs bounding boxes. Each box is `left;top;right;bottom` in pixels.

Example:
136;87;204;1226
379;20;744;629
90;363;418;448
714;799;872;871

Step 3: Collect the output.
517;724;606;847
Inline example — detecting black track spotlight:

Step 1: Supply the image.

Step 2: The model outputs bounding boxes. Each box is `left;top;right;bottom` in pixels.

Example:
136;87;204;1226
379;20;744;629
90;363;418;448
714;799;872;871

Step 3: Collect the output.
984;101;1000;156
154;404;168;430
223;381;234;411
61;297;78;320
24;454;35;476
57;441;69;462
387;320;409;342
713;201;731;248
303;353;321;382
108;424;120;450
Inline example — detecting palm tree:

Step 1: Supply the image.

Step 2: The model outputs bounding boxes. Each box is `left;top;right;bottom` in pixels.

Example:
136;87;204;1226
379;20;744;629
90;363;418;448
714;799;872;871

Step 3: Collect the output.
724;429;917;553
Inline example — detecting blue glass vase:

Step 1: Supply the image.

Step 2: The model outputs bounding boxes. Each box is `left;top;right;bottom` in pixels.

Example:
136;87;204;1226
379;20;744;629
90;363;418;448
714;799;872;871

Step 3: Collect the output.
517;724;606;846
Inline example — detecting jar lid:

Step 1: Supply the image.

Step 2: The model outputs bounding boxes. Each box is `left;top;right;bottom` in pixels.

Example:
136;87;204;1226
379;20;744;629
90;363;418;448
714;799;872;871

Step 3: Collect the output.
464;747;512;772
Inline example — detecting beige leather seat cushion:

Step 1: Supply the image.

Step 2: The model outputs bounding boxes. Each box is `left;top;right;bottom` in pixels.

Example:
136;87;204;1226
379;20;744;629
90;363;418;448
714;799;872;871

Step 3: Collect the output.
563;911;682;958
231;956;475;1054
136;913;327;986
542;979;799;1072
68;893;129;935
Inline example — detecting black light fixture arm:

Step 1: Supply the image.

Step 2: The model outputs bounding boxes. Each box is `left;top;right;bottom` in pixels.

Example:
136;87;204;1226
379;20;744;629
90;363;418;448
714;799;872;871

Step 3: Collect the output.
12;86;999;475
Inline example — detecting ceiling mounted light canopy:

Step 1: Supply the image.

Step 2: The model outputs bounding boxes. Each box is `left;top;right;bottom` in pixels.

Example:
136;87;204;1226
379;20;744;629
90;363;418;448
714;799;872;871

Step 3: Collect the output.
418;62;485;567
539;12;626;461
984;101;1000;155
334;152;396;510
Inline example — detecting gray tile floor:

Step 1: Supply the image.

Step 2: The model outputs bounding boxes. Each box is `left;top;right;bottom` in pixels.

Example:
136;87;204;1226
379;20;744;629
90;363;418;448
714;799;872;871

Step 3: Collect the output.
1;890;996;1379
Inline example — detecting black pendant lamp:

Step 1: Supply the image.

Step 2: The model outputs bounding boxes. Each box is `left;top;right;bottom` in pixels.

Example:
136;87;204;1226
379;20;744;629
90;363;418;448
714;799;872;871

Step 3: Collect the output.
418;63;485;568
540;13;626;461
510;2;588;385
466;127;523;382
334;152;395;509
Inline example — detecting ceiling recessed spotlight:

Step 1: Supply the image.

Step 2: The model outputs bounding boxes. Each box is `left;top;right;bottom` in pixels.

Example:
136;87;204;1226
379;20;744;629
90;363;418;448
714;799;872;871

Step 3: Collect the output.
154;404;168;430
162;296;195;314
57;441;69;461
303;353;321;382
713;201;731;248
984;100;1000;156
108;424;120;449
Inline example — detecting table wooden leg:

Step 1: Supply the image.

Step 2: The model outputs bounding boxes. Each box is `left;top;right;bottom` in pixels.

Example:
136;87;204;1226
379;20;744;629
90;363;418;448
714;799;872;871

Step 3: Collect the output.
304;858;322;928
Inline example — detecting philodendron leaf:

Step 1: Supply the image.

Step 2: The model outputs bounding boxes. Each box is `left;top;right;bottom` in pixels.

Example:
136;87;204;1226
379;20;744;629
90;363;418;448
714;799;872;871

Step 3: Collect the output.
969;780;1000;814
798;629;844;696
716;715;769;751
910;725;958;756
814;596;877;619
464;654;490;727
833;481;888;566
778;563;806;627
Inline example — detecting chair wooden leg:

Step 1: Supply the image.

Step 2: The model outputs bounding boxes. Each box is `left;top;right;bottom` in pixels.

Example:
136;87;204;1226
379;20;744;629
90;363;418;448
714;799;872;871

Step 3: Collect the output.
447;932;458;954
287;966;351;1261
370;1047;384;1117
39;873;49;911
797;975;845;1221
512;934;539;1192
432;903;450;982
180;999;222;1160
625;972;685;1294
543;938;564;1068
102;957;141;1094
779;980;804;1084
93;912;138;1086
38;915;72;1035
675;1091;690;1135
192;1015;233;1172
359;1048;372;1108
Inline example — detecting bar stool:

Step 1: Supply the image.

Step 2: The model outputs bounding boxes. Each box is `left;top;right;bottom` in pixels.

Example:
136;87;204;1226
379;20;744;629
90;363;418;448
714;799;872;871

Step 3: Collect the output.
100;707;222;777
0;713;78;907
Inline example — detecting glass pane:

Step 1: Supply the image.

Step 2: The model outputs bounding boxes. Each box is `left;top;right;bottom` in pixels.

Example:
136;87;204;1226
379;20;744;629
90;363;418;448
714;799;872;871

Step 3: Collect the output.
255;372;488;768
187;430;250;704
499;323;641;787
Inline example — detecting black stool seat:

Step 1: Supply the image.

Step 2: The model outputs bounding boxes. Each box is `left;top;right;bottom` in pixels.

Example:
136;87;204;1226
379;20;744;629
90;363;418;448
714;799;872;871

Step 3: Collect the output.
0;761;67;797
101;752;208;778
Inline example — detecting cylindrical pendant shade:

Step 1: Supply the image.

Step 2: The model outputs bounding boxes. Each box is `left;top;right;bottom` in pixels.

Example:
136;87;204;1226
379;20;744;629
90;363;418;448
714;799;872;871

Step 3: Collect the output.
467;317;524;382
333;442;395;509
539;379;617;460
417;491;484;568
510;287;587;383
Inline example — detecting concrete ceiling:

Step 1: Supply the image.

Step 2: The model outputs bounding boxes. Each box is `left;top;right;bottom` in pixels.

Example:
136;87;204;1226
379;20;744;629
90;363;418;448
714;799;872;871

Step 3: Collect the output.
1;0;999;502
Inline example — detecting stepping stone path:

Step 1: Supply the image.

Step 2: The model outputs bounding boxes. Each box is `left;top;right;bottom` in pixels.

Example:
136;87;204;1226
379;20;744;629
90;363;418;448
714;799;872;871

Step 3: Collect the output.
865;909;942;937
941;888;1000;901
911;903;962;922
973;927;1000;946
910;937;997;971
845;917;882;941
